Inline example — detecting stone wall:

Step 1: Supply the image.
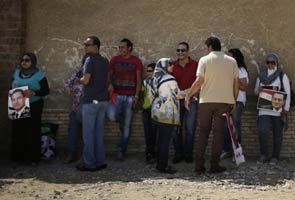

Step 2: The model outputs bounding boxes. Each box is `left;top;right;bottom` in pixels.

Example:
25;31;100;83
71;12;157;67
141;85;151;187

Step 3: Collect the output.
1;0;295;158
0;0;26;157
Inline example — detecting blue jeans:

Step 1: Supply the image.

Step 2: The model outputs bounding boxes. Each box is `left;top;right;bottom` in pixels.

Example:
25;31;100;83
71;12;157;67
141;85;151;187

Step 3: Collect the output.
67;110;82;156
106;95;134;153
258;115;284;159
223;102;244;152
173;99;198;158
82;101;108;169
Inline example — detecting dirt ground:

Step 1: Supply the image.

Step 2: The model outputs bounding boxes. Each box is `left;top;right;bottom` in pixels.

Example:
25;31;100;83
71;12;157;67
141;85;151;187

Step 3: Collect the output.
1;154;295;200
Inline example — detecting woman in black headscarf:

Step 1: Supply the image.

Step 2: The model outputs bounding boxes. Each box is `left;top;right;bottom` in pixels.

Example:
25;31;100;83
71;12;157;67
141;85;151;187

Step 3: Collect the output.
150;58;180;174
11;52;50;165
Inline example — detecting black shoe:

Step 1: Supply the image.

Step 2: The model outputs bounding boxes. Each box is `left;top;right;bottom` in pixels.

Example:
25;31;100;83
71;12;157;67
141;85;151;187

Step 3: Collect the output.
76;163;97;172
173;156;183;164
157;166;177;174
96;164;107;171
185;156;193;163
209;165;226;173
195;166;206;175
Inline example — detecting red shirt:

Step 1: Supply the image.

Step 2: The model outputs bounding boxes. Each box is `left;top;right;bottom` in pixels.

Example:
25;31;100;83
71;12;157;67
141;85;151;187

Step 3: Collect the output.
172;57;198;90
110;55;143;95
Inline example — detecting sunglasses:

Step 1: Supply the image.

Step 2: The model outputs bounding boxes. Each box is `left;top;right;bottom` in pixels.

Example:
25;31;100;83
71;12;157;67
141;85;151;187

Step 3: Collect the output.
21;58;31;62
266;61;276;65
84;43;94;47
146;70;154;72
176;49;187;53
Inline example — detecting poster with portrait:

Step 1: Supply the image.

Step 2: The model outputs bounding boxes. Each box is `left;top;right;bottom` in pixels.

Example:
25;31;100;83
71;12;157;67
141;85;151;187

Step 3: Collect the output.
8;86;31;120
257;89;286;113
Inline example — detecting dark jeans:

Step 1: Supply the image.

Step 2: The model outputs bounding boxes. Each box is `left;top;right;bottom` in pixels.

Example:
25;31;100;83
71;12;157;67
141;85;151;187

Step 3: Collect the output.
258;115;284;159
223;101;244;152
67;110;82;156
11;100;43;163
173;99;198;158
195;103;231;169
142;109;157;157
156;123;175;170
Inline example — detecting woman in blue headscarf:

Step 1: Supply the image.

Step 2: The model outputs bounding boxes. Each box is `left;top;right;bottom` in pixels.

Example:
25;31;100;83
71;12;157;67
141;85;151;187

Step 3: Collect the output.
254;53;291;165
11;52;50;165
150;58;180;174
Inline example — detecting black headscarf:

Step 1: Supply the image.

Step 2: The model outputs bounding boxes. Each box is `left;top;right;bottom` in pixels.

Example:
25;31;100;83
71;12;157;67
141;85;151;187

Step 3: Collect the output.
20;52;39;77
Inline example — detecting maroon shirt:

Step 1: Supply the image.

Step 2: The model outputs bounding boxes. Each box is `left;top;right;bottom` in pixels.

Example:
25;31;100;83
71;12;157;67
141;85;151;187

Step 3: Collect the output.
172;57;198;90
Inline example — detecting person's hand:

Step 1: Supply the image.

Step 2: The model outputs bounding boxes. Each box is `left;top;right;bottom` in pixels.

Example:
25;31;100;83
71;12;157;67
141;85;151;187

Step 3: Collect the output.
64;87;71;95
108;84;114;93
230;104;236;114
133;95;139;105
25;90;35;97
281;109;289;116
184;95;190;111
74;78;80;85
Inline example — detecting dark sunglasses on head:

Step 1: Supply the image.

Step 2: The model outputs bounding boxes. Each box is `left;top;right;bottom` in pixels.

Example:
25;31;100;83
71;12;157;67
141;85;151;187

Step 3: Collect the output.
266;61;276;65
146;70;154;72
84;43;94;47
176;48;187;52
21;58;31;62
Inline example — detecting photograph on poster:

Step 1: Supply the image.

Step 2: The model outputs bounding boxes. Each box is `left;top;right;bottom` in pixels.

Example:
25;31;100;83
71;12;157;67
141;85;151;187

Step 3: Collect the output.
8;86;31;120
257;89;286;113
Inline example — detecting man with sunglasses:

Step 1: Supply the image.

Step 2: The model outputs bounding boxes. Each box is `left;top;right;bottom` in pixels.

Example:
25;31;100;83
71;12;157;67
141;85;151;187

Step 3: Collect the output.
171;42;198;163
254;53;291;165
107;38;143;161
75;36;109;171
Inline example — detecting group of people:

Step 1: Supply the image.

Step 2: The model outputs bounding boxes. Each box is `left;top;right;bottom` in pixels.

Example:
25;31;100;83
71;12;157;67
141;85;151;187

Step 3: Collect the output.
10;35;291;175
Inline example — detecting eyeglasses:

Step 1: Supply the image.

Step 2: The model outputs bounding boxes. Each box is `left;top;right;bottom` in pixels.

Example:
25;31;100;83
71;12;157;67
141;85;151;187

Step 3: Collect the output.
21;58;31;62
266;61;276;65
176;49;187;53
84;43;94;47
146;70;154;72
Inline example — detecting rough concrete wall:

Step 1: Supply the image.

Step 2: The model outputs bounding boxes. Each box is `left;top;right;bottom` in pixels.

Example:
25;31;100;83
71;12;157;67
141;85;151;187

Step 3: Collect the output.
25;0;295;109
0;0;26;157
2;0;295;157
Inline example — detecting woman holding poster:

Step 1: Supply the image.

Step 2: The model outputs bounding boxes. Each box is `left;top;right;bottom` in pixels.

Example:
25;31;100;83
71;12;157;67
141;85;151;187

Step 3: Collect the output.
10;52;50;166
254;53;291;165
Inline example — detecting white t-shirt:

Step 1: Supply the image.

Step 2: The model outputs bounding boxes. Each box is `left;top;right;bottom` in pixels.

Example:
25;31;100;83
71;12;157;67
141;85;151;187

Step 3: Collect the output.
237;67;249;104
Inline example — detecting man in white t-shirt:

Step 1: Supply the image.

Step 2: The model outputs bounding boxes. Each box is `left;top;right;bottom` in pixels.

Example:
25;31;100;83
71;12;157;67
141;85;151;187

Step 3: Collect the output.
185;36;239;174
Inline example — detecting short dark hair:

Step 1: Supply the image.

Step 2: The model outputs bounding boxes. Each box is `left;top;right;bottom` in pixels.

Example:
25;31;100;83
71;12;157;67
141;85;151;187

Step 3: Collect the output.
120;38;133;51
88;36;101;49
205;36;221;51
147;63;156;70
12;89;25;97
178;42;189;51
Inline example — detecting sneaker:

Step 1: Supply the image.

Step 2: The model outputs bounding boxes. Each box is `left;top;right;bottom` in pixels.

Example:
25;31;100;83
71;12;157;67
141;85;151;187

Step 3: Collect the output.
117;152;125;161
76;163;97;172
64;155;77;164
209;165;226;173
257;155;268;164
156;166;177;174
220;151;232;160
269;158;279;165
96;163;108;171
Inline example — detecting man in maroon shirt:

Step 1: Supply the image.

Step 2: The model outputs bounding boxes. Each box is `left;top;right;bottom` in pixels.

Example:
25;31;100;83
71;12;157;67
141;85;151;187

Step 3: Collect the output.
172;42;198;163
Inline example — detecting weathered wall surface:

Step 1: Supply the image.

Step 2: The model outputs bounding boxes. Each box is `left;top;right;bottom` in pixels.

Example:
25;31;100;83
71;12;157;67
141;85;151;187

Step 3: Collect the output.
0;0;26;157
1;0;295;158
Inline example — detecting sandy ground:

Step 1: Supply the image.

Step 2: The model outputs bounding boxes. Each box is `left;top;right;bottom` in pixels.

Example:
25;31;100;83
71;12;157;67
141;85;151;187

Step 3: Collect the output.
1;154;295;200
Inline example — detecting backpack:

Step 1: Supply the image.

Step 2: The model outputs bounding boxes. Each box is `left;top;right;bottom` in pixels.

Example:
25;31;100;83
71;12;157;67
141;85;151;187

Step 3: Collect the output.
279;71;295;107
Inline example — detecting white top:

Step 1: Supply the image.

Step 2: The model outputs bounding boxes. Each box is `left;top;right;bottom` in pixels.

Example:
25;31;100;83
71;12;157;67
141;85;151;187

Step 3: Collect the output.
197;51;239;104
254;67;291;116
237;67;249;104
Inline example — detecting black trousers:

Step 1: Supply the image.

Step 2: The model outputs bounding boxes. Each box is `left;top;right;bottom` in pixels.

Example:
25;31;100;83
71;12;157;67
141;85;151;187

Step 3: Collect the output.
11;99;44;163
156;123;175;170
142;109;157;157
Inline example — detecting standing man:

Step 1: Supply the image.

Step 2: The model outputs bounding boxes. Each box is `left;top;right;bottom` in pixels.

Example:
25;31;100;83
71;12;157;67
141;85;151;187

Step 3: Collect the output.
76;36;109;171
108;38;143;160
185;36;239;174
172;42;198;163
